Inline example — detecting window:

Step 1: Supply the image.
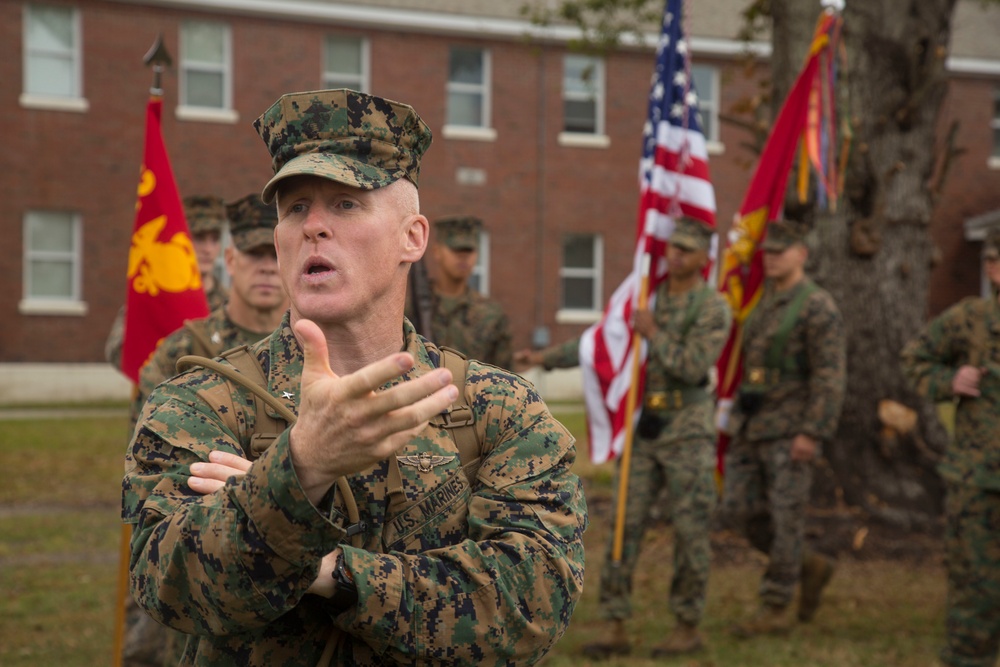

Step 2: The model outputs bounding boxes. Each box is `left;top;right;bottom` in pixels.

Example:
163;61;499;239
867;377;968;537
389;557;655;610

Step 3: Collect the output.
444;47;495;140
21;4;87;111
992;85;1000;164
562;54;604;135
470;231;490;295
559;234;603;316
178;20;235;122
691;64;720;145
21;210;85;314
323;35;368;91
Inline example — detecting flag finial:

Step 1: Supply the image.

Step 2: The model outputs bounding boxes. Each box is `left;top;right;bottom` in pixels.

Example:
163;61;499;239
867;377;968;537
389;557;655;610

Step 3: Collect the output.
143;34;172;96
821;0;845;11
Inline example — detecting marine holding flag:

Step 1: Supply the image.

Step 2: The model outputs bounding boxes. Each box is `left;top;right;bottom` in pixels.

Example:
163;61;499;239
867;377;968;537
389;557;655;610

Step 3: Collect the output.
514;0;729;656
714;7;847;638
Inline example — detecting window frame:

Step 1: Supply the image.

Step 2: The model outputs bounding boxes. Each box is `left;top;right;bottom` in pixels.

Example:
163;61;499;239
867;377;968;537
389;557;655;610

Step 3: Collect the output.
20;210;87;315
177;19;237;123
990;84;1000;169
322;34;370;92
691;63;722;151
20;3;88;112
556;233;604;323
469;230;491;296
443;46;496;141
560;53;606;141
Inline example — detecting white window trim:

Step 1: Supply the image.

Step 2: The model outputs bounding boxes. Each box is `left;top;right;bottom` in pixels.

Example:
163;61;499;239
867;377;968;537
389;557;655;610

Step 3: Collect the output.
179;20;234;112
21;211;86;315
446;47;492;130
472;231;490;296
557;132;610;148
322;35;370;92
19;93;89;112
557;234;603;316
175;106;240;124
22;4;87;106
441;125;497;142
562;54;605;137
555;309;603;325
692;63;721;145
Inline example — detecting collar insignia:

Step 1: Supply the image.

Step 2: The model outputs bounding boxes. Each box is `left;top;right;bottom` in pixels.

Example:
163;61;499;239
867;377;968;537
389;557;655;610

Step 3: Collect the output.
281;391;294;400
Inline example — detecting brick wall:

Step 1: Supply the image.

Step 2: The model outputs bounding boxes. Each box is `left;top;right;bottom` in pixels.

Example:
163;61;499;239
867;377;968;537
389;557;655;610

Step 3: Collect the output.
2;0;997;364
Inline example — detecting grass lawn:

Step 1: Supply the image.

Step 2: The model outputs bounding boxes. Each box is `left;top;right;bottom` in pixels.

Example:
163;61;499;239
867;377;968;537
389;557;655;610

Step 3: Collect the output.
0;406;948;666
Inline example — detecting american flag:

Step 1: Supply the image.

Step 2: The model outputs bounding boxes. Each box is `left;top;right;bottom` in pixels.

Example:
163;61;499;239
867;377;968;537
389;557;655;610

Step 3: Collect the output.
578;0;717;463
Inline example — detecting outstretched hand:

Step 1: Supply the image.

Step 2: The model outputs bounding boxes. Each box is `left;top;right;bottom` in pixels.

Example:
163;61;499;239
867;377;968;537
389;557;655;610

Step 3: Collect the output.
289;319;458;503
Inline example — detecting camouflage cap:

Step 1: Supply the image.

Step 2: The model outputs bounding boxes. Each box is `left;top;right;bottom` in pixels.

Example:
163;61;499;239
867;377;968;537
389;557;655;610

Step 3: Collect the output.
669;216;714;251
434;216;482;251
226;194;278;252
253;89;433;204
184;195;226;235
761;219;809;252
983;228;1000;259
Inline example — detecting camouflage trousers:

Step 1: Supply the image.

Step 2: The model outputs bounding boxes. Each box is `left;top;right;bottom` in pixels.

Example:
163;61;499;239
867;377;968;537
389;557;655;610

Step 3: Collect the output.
597;429;717;625
720;436;811;608
941;482;1000;667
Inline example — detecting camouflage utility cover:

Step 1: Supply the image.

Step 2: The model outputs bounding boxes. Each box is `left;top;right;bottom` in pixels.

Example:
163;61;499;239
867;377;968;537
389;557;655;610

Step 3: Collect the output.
429;289;513;370
184;195;227;235
901;296;1000;489
123;315;587;665
434;216;482;251
254;89;433;203
226;194;279;252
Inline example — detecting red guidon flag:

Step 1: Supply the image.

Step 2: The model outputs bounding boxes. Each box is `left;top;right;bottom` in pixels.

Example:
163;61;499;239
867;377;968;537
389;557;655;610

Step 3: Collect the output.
120;97;208;383
715;9;844;474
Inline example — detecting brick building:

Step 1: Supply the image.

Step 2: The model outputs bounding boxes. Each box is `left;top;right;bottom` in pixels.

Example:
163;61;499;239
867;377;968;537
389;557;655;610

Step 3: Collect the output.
2;0;999;401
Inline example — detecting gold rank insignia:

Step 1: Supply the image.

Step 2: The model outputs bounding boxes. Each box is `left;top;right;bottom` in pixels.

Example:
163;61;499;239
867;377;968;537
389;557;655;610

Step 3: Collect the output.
397;452;455;473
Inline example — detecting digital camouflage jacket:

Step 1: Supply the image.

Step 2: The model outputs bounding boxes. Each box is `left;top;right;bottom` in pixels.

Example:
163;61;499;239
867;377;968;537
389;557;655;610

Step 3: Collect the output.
642;281;732;441
429;288;513;370
122;315;587;666
130;306;270;435
730;277;846;442
901;295;1000;489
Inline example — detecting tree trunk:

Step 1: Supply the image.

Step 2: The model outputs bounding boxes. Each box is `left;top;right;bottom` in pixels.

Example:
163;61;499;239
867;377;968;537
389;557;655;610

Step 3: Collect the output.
771;0;958;527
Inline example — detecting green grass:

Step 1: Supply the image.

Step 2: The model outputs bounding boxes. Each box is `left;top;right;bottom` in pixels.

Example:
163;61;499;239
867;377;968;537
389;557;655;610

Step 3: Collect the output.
0;406;949;667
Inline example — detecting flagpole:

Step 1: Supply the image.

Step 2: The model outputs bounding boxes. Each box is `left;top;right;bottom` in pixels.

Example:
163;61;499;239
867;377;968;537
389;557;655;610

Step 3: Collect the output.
112;35;173;667
610;251;652;565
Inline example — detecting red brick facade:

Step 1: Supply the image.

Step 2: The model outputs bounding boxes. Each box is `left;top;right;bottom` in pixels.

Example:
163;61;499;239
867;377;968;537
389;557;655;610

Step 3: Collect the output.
2;1;998;364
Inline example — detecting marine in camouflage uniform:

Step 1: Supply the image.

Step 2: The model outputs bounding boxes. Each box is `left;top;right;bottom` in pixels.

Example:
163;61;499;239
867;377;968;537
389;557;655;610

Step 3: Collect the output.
901;229;1000;667
123;89;586;667
427;216;513;369
520;218;731;657
123;194;286;667
105;197;229;371
721;220;846;636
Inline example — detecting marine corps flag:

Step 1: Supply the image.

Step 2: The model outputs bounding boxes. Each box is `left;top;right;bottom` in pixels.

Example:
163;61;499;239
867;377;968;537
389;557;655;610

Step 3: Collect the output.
715;6;845;473
120;96;208;383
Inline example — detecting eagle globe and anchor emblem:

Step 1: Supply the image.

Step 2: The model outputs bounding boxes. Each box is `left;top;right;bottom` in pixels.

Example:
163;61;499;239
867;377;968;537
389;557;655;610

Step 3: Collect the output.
128;166;203;296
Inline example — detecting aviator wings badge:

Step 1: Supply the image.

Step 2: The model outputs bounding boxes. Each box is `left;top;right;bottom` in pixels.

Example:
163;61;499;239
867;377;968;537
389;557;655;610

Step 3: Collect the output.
397;452;456;473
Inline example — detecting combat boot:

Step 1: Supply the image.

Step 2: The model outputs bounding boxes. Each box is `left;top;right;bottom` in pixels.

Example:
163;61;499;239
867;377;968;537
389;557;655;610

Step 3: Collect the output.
580;619;630;658
798;551;835;622
650;620;704;656
731;604;792;638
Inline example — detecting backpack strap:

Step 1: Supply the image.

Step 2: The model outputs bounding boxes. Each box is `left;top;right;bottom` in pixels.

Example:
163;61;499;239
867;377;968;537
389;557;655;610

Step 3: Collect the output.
428;346;482;482
176;349;363;543
764;280;818;373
